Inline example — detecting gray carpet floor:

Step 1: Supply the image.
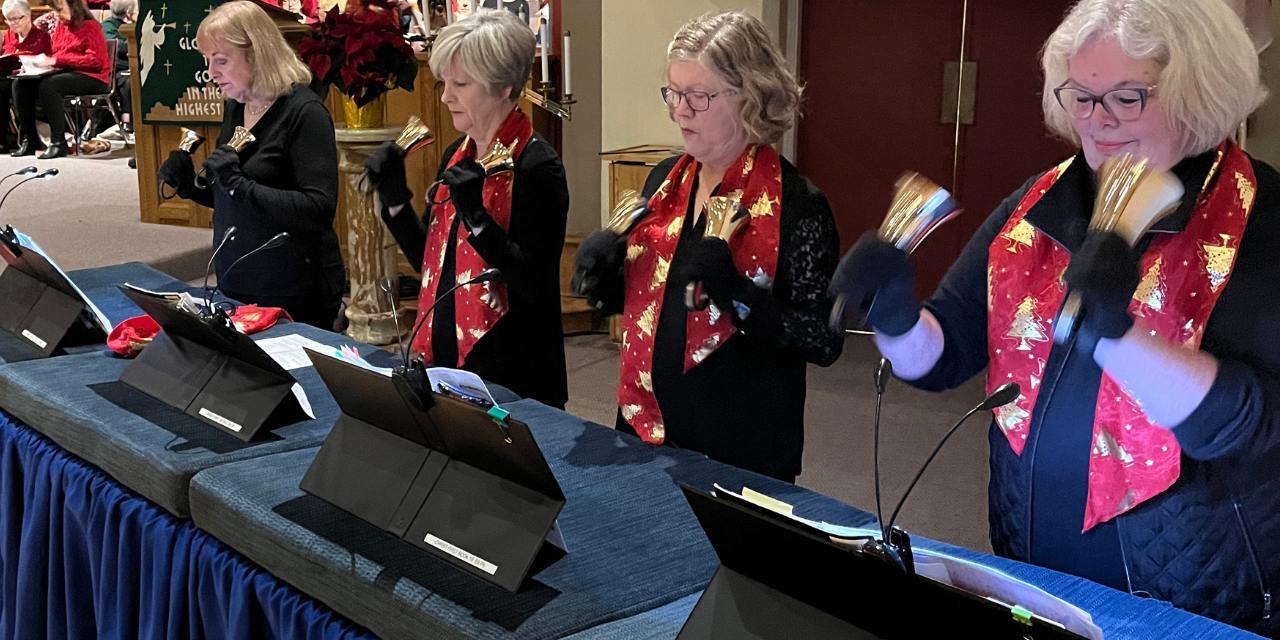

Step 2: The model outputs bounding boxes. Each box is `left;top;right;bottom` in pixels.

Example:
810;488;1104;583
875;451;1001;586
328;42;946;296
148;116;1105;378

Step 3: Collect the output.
5;149;997;553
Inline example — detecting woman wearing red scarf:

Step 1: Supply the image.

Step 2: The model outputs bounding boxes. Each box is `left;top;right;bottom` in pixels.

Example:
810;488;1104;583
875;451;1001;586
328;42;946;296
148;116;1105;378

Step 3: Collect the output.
831;0;1280;633
366;9;569;408
9;0;108;158
574;11;842;482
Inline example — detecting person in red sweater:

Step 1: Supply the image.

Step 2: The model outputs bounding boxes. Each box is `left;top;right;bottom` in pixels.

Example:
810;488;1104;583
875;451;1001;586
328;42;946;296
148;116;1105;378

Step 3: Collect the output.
0;0;52;152
10;0;109;158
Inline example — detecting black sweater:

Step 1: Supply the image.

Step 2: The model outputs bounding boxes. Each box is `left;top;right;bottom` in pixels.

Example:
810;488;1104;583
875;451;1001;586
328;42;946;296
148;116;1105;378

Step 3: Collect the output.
382;135;570;408
185;86;344;315
911;148;1280;632
599;156;843;480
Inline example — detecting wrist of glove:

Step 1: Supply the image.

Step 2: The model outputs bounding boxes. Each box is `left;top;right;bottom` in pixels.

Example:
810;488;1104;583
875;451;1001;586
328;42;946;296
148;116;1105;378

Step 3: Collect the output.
443;157;486;217
572;230;626;306
365;141;412;208
1063;231;1139;352
828;231;920;336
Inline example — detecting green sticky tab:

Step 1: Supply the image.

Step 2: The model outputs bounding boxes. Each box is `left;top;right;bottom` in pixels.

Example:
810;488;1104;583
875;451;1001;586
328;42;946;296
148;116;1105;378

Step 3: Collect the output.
1010;605;1033;626
487;406;510;422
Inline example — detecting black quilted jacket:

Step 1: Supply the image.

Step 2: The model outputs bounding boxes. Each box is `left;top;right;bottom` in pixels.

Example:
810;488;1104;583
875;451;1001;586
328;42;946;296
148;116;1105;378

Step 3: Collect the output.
908;148;1280;637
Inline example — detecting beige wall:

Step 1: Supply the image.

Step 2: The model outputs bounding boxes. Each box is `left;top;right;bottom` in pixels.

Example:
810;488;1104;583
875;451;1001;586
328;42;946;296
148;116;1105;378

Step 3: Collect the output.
561;0;604;236
1247;4;1280;167
600;0;766;152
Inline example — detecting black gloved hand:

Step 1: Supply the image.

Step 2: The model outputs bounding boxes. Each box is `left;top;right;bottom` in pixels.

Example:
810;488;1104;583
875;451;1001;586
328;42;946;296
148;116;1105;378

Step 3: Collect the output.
202;146;248;196
157;150;195;190
572;229;627;309
365;141;412;208
1063;231;1139;354
827;231;920;336
680;238;755;318
442;157;488;227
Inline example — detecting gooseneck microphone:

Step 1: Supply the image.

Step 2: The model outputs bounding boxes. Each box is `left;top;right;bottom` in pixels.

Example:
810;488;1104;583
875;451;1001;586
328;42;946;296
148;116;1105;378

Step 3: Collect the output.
872;358;892;541
208;232;289;323
885;382;1020;534
0;168;58;213
863;381;1020;575
0;166;38;188
203;226;237;312
400;267;502;368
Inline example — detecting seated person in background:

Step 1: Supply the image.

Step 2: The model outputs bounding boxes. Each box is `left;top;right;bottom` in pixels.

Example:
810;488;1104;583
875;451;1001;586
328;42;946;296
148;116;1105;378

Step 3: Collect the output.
10;0;109;158
0;0;51;152
99;0;133;135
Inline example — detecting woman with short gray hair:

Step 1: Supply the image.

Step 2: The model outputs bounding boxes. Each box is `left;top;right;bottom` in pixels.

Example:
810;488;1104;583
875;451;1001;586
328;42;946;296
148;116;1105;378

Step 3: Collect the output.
830;0;1280;632
366;9;570;408
0;0;49;152
573;10;842;482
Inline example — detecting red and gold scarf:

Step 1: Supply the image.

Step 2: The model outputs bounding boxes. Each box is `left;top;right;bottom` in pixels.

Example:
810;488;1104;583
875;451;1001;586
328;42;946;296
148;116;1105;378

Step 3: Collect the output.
617;144;783;444
986;141;1254;530
410;107;532;366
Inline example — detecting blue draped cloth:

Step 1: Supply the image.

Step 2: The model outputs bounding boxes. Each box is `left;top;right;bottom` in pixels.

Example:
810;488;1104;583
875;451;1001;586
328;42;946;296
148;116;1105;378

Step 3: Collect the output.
0;410;375;639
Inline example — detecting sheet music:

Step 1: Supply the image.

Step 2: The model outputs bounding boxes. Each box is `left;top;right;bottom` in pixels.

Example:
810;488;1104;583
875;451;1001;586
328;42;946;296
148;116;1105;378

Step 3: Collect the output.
13;229;111;332
254;334;337;370
712;484;1104;640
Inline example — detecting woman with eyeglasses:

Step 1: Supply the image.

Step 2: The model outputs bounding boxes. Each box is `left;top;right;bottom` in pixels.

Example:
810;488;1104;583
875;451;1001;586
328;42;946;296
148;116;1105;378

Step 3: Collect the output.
0;0;51;153
364;9;569;408
573;11;842;482
829;0;1280;632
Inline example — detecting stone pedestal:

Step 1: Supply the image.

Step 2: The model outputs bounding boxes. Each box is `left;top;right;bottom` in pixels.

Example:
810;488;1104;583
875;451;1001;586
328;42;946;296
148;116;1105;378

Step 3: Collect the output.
335;126;408;345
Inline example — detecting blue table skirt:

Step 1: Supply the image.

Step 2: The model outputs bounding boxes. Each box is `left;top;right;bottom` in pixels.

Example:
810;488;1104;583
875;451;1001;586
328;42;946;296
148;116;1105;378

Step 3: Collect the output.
0;410;375;640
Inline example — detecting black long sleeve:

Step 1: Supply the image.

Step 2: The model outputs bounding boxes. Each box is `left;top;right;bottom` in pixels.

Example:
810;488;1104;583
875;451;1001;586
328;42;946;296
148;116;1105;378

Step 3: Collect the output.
381;201;427;270
234;101;338;236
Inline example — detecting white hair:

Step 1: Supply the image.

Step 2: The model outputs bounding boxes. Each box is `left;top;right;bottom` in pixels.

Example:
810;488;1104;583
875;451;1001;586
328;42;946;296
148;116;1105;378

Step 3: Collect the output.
1041;0;1267;157
429;9;535;101
1;0;30;17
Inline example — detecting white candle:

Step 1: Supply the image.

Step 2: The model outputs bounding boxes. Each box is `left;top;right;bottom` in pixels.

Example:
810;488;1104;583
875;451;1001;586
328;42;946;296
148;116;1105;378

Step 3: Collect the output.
562;30;572;96
540;18;550;84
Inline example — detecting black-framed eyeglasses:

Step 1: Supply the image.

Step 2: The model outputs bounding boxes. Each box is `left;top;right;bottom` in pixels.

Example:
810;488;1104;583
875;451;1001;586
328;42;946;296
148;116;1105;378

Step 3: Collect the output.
1053;83;1157;122
660;86;736;112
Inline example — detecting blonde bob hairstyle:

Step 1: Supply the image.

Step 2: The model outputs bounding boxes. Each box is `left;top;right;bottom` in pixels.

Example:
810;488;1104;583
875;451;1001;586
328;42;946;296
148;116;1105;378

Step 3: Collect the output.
667;11;801;145
1041;0;1266;159
430;9;535;101
196;1;311;103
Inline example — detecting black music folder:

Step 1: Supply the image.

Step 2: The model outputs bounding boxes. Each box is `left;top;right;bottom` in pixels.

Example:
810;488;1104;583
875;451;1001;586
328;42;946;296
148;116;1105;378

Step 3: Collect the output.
116;284;312;442
0;227;109;357
677;486;1092;639
300;350;567;592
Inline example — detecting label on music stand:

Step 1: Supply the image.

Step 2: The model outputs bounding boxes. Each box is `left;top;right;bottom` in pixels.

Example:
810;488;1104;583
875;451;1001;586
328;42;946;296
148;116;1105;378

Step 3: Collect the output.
424;533;499;575
20;329;45;348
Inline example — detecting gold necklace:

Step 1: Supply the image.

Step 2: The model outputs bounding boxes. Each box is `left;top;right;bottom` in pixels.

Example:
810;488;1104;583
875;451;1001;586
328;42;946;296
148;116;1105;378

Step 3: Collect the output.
245;101;272;119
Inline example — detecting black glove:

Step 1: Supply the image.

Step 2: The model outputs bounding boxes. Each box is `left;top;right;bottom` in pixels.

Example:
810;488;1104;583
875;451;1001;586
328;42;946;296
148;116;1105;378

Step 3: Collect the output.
157;150;195;190
202;146;247;196
1063;231;1139;354
827;231;920;336
365;141;412;208
442;157;488;227
680;238;755;318
572;229;627;309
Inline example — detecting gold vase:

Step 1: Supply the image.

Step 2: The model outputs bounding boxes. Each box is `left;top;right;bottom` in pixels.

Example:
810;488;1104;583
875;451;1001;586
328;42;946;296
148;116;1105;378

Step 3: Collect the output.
342;94;385;129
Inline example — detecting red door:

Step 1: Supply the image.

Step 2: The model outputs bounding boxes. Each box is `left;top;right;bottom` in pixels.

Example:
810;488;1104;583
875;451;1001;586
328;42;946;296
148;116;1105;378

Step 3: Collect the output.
797;1;1076;295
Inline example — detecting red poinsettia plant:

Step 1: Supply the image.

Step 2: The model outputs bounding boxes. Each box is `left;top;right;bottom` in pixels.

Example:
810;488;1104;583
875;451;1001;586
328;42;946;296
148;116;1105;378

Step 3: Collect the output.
299;0;418;106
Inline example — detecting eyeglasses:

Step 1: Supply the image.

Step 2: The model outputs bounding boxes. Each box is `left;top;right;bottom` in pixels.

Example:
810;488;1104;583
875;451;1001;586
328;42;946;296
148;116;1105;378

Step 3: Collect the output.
660;86;736;112
1053;83;1157;122
4;14;28;22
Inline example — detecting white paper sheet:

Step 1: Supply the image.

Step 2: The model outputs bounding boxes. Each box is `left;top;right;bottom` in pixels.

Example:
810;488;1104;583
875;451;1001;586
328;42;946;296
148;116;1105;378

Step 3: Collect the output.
254;334;336;370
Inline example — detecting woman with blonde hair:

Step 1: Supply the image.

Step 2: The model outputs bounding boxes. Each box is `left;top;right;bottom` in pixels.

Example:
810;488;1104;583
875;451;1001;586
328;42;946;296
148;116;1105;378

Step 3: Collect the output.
573;11;842;482
364;9;569;407
158;1;344;329
831;0;1280;631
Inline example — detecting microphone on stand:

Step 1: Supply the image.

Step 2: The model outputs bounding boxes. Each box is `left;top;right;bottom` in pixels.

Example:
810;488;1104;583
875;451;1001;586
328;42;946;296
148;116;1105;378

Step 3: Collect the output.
872;358;892;542
864;381;1021;575
0;168;58;215
203;226;237;312
0;166;38;188
394;267;502;409
208;232;289;326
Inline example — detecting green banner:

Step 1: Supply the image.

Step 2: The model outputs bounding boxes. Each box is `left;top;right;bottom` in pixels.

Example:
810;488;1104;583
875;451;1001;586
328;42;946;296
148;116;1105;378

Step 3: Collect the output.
138;0;228;125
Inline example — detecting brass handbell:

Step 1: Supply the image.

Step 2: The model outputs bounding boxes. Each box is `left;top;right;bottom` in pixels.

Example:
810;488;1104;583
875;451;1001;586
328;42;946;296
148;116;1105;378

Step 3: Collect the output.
226;126;256;153
1052;153;1183;344
604;189;648;235
394;115;435;155
829;171;959;332
477;138;516;174
177;128;205;154
684;191;748;311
